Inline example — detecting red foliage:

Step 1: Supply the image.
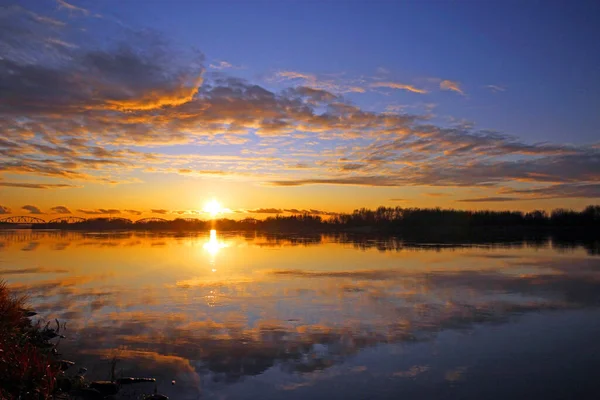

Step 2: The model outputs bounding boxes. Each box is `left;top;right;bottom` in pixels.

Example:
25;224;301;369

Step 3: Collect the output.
0;281;58;400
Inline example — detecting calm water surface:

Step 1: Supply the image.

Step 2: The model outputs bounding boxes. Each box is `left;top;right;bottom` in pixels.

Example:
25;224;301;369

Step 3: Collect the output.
2;230;600;399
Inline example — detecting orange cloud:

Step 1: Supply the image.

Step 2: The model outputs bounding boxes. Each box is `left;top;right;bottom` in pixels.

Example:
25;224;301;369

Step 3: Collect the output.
371;81;427;94
1;5;598;205
103;74;204;111
440;79;465;95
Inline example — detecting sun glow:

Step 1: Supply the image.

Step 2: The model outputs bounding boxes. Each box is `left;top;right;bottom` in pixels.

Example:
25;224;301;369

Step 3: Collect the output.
203;199;223;217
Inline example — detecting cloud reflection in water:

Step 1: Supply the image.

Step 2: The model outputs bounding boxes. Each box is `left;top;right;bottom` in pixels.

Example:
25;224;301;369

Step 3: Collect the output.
1;230;600;398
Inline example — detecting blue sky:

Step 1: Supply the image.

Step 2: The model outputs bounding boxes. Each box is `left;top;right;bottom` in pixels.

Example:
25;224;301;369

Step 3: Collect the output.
20;0;600;143
1;0;599;217
114;0;600;143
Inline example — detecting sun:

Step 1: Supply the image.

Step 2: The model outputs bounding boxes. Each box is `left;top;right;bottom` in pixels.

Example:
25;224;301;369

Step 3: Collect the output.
203;199;223;217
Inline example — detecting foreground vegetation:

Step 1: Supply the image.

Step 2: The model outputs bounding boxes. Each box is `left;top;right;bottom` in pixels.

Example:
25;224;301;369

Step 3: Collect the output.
0;282;167;399
0;281;60;399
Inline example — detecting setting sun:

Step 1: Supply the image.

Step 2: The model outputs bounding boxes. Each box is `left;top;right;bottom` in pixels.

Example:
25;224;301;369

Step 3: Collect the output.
203;199;223;217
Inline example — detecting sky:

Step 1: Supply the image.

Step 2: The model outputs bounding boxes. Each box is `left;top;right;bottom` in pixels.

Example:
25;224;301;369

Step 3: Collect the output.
1;0;600;219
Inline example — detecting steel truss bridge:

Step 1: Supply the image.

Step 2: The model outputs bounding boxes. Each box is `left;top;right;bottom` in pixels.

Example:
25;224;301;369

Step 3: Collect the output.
48;217;87;223
0;216;47;224
135;218;168;223
0;216;200;224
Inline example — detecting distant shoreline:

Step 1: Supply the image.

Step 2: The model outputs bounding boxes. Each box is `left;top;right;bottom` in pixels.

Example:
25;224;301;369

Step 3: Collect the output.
1;205;599;236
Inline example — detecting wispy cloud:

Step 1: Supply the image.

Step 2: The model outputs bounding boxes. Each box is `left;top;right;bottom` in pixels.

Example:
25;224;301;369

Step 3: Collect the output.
46;37;78;48
0;267;69;275
424;192;449;197
29;11;65;27
275;70;366;93
209;61;233;70
124;209;142;215
77;209;120;215
56;0;89;16
458;197;520;203
209;60;242;70
151;209;169;215
247;208;283;214
370;81;427;94
50;206;71;214
22;205;43;214
0;205;11;214
440;79;465;95
484;84;505;93
504;183;600;199
0;182;78;189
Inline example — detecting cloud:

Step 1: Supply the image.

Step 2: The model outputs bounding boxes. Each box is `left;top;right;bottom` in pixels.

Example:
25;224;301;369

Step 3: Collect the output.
277;71;314;81
51;205;71;214
0;267;69;275
77;209;120;215
275;70;366;93
505;183;600;199
1;4;599;203
340;163;367;171
209;60;240;70
458;197;520;203
278;208;335;215
389;198;407;202
269;176;404;187
151;209;169;215
1;25;204;115
124;209;142;215
485;84;505;93
29;11;65;27
56;0;90;16
248;208;283;214
370;82;427;94
46;37;78;49
290;86;338;103
440;79;465;95
0;205;11;214
424;192;449;197
22;205;43;214
0;182;78;189
172;210;200;215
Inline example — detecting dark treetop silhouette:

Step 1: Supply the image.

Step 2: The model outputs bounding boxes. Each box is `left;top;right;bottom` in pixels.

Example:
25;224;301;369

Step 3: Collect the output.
2;205;599;236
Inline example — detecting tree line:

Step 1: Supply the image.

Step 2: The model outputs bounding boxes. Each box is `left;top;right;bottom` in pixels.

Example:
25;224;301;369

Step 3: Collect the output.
28;205;600;233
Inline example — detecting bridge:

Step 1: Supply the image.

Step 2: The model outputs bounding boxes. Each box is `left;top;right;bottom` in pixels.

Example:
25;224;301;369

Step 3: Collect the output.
0;216;203;225
135;217;168;223
48;217;87;224
104;217;132;223
0;216;47;224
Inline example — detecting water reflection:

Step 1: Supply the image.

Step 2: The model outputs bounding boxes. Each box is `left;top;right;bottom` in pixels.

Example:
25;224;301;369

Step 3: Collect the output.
1;230;600;399
203;229;227;258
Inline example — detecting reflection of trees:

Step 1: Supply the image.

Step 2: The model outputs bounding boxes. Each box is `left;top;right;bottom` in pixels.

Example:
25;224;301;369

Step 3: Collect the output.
2;229;600;255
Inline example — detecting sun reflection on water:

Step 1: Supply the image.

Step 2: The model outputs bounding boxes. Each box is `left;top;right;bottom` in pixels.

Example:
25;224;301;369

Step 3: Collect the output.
203;229;227;261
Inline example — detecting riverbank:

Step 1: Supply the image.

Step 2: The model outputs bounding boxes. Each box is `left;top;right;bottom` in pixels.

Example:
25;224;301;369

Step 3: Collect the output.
0;282;168;400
